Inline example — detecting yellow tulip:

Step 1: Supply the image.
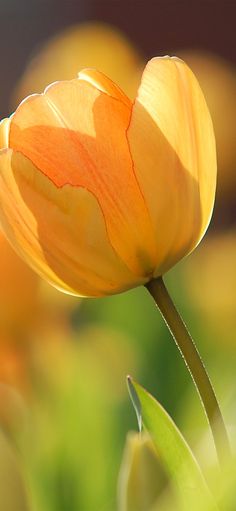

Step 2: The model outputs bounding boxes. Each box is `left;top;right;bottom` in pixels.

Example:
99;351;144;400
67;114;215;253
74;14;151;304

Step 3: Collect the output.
0;56;216;297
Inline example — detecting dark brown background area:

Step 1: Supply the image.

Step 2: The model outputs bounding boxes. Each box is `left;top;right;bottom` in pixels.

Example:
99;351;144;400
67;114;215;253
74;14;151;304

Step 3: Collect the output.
0;0;235;118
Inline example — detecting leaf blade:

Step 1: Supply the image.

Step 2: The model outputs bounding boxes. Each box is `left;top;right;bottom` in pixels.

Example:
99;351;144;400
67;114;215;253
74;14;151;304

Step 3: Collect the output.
128;377;218;511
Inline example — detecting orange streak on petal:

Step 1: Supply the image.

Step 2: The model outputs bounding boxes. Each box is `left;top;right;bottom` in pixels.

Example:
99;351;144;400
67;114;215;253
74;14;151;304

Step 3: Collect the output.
0;149;145;297
9;79;157;276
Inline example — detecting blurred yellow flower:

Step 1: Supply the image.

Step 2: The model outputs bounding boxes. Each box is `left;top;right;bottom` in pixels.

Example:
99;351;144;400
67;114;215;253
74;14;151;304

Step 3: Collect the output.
0;56;216;297
12;22;143;105
0;227;79;403
0;224;75;333
0;228;38;334
182;233;236;345
179;51;236;203
0;338;30;394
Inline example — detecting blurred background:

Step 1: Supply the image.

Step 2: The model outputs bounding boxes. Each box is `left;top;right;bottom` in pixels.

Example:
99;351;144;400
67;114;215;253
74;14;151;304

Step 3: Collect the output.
0;1;236;510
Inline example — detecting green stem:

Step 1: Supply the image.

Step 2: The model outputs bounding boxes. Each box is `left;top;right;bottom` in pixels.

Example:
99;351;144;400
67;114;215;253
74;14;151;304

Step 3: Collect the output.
145;276;231;468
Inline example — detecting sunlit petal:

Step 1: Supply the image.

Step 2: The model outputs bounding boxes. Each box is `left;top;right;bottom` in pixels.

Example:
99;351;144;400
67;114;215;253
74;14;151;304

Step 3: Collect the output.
0;118;10;150
128;56;216;275
10;79;157;277
0;149;145;296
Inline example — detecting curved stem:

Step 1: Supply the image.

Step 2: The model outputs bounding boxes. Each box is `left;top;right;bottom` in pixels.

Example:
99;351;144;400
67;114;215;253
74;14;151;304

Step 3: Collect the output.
145;276;231;468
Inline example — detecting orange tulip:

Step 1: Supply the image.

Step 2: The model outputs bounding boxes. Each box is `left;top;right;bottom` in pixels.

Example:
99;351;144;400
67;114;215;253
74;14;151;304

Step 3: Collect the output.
0;57;216;297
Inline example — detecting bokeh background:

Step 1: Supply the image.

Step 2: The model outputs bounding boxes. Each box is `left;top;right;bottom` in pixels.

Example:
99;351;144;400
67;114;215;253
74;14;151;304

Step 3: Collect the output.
0;1;236;510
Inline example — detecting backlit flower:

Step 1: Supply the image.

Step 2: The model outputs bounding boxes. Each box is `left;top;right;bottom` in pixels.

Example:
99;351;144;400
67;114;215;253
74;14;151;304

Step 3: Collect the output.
0;57;216;297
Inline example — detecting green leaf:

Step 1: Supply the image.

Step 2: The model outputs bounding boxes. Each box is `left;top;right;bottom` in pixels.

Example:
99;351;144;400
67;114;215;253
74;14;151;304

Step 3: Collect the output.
127;377;218;511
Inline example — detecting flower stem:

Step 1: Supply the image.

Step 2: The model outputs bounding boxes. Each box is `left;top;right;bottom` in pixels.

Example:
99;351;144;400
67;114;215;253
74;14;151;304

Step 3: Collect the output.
145;276;231;468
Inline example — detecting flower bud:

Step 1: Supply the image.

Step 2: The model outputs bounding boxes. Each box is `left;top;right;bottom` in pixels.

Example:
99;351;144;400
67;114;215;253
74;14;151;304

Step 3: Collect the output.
118;432;168;511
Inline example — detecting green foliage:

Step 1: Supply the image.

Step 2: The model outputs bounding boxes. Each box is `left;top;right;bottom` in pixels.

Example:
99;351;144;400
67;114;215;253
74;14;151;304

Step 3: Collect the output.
128;378;218;511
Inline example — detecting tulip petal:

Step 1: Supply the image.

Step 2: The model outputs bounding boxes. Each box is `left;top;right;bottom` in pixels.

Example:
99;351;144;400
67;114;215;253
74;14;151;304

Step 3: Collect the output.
0;118;10;149
128;56;217;275
78;68;131;107
0;149;145;296
9;78;157;277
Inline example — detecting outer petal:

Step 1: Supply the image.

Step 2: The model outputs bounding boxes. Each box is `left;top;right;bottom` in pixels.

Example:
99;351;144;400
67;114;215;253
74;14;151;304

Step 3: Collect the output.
128;56;217;275
0;149;145;297
78;68;131;107
0;118;10;149
9;76;157;277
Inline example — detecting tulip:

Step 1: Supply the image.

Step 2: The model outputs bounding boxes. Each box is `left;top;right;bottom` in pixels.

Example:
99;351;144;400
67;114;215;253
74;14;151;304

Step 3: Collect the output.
0;56;216;297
